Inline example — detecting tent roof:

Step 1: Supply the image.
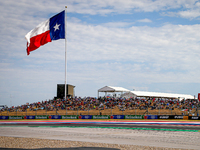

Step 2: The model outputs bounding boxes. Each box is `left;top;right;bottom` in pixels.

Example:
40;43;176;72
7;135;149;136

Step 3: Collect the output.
98;86;130;92
129;91;194;99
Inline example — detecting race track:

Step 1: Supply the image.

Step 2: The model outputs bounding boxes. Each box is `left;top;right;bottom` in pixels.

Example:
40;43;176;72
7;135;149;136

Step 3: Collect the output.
1;119;200;130
0;120;200;150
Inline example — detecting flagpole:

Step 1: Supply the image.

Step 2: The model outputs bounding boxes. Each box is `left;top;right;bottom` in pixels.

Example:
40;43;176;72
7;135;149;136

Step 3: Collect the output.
65;6;67;103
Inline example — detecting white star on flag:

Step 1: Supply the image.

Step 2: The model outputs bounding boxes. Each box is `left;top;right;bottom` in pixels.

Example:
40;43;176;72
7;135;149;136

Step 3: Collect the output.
53;23;60;32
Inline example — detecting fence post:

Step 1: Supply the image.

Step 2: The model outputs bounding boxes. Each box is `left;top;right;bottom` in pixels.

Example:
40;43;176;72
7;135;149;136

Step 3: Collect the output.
171;106;172;115
65;104;67;115
88;105;89;115
135;107;136;115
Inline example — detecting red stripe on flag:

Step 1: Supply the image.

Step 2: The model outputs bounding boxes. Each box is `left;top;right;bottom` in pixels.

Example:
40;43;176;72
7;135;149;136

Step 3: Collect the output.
26;30;51;55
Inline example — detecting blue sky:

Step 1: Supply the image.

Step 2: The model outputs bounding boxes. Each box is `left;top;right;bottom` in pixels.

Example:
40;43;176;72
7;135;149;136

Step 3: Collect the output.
0;0;200;107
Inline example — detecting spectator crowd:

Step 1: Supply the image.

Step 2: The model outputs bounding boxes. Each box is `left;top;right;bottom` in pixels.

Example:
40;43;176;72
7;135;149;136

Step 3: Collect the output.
1;96;199;114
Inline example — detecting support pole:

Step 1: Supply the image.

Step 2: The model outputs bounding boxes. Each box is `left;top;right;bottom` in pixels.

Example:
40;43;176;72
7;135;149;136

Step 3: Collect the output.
64;6;67;115
65;6;67;101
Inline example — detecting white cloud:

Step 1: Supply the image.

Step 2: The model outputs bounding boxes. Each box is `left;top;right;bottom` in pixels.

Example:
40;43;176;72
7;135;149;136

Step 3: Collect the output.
67;0;188;14
1;0;200;19
162;9;200;19
178;9;200;19
66;0;200;20
161;0;200;19
137;18;152;23
100;22;134;28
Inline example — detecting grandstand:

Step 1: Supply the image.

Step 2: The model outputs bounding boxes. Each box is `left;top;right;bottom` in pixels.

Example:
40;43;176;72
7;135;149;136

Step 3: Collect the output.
0;96;199;116
0;86;198;117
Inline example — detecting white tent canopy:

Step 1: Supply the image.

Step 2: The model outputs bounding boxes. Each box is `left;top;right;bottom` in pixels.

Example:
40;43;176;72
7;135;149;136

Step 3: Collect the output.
122;91;194;100
98;86;130;97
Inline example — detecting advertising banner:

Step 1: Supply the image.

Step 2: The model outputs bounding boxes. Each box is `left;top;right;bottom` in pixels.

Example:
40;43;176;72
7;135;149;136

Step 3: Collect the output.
9;116;23;119
189;116;200;120
78;115;93;119
173;115;184;119
49;115;62;119
144;115;158;119
35;115;48;119
157;115;174;119
157;115;184;119
61;115;78;119
110;115;125;119
92;115;110;119
125;115;144;119
23;116;35;119
0;116;9;119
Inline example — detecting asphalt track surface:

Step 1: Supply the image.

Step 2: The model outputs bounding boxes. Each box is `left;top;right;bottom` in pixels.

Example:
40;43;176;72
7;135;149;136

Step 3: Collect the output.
1;119;200;130
1;123;200;131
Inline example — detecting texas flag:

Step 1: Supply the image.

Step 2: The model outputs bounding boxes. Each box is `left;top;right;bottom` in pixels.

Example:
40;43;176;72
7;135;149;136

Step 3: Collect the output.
25;11;65;55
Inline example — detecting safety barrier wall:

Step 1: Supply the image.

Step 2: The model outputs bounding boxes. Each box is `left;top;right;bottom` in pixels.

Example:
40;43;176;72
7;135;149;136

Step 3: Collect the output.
0;115;193;120
35;115;48;119
93;115;110;119
157;115;187;119
23;116;35;119
188;116;200;120
62;115;78;119
144;115;158;119
0;116;9;119
8;116;23;119
125;115;144;119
